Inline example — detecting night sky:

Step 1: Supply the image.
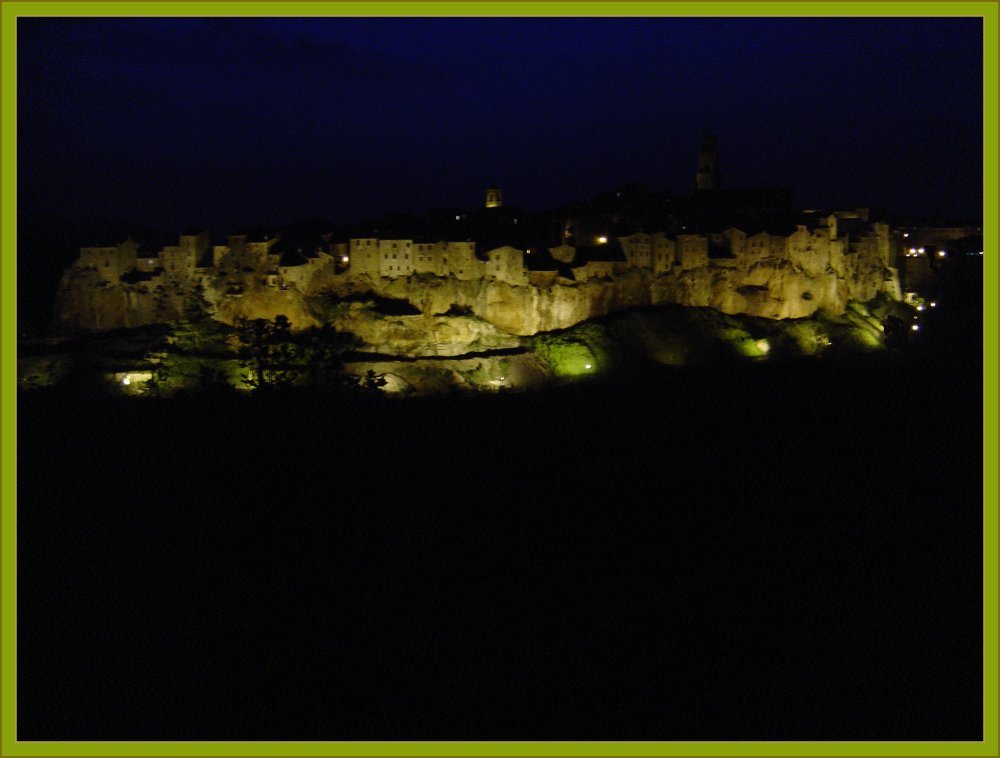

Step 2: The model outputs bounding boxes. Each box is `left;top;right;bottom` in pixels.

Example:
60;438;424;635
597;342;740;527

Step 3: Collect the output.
18;16;983;233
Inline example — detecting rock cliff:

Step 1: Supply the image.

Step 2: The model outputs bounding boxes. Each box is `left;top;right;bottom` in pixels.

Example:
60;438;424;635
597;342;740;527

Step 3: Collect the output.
54;250;901;353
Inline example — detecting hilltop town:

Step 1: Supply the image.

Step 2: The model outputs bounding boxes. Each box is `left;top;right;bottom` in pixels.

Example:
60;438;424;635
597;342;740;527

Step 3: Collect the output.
55;137;906;337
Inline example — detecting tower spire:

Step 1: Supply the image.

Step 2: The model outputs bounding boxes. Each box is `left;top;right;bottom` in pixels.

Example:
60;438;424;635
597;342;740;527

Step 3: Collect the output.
695;134;719;191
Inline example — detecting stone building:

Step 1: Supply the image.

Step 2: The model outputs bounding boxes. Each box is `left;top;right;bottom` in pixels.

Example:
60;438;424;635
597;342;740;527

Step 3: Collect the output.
571;242;626;282
441;241;481;280
213;232;279;275
676;234;709;270
485;187;503;209
348;238;381;278
619;233;652;270
484;245;528;286
649;234;674;276
378;239;415;278
413;242;446;276
77;238;139;283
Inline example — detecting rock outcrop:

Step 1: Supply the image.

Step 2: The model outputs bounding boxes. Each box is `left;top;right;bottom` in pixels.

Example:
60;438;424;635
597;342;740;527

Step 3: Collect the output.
54;248;901;352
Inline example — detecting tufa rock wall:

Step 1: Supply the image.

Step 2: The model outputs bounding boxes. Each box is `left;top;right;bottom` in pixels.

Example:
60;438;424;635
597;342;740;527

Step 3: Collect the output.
54;247;901;345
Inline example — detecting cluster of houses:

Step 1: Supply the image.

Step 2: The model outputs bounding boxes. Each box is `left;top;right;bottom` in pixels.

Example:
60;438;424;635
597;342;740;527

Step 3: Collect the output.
71;209;896;298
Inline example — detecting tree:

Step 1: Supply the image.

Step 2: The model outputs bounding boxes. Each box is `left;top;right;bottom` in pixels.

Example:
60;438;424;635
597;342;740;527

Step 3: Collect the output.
299;323;360;389
153;285;173;322
358;369;388;394
234;315;301;391
183;281;214;323
169;282;215;352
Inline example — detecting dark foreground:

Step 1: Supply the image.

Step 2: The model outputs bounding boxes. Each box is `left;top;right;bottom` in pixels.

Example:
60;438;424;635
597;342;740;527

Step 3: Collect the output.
18;334;983;740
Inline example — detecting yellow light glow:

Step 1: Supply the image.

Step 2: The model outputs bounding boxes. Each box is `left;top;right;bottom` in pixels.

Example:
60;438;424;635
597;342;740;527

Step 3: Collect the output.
911;324;920;331
121;376;130;385
918;247;926;254
916;305;925;311
903;233;909;238
341;256;349;263
930;302;937;307
597;237;608;244
909;248;917;254
937;251;946;258
585;363;592;369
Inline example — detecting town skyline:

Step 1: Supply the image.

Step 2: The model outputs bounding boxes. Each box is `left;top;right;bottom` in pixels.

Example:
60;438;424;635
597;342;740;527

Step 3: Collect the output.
18;16;983;232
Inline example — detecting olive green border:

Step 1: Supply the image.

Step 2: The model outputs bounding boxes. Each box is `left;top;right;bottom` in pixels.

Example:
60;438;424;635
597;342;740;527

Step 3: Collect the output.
1;2;996;756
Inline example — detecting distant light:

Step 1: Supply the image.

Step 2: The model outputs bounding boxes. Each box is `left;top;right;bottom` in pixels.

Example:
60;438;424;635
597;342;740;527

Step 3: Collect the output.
755;339;770;354
980;251;984;256
121;376;130;385
903;233;910;238
526;249;531;254
909;248;917;254
455;215;461;221
341;256;349;263
938;250;946;258
930;301;937;307
918;247;926;254
498;376;505;381
585;363;592;369
916;305;925;311
597;236;608;244
911;324;920;331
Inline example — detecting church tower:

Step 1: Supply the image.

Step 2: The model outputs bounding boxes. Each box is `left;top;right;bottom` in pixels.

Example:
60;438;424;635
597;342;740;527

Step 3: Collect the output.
485;187;503;209
695;134;719;191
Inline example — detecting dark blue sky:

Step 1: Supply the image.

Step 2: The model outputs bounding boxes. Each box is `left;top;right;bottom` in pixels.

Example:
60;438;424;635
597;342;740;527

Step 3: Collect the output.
18;16;983;232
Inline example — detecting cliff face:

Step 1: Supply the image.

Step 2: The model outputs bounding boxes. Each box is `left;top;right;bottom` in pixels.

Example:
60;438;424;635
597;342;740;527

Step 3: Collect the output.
54;248;901;347
322;307;522;357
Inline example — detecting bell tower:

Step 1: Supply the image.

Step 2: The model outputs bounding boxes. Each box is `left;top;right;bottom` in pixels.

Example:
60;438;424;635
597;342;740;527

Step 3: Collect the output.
695;134;719;191
485;187;503;209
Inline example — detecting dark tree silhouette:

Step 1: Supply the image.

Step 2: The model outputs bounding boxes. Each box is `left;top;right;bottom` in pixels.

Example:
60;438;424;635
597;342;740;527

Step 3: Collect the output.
234;315;300;391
